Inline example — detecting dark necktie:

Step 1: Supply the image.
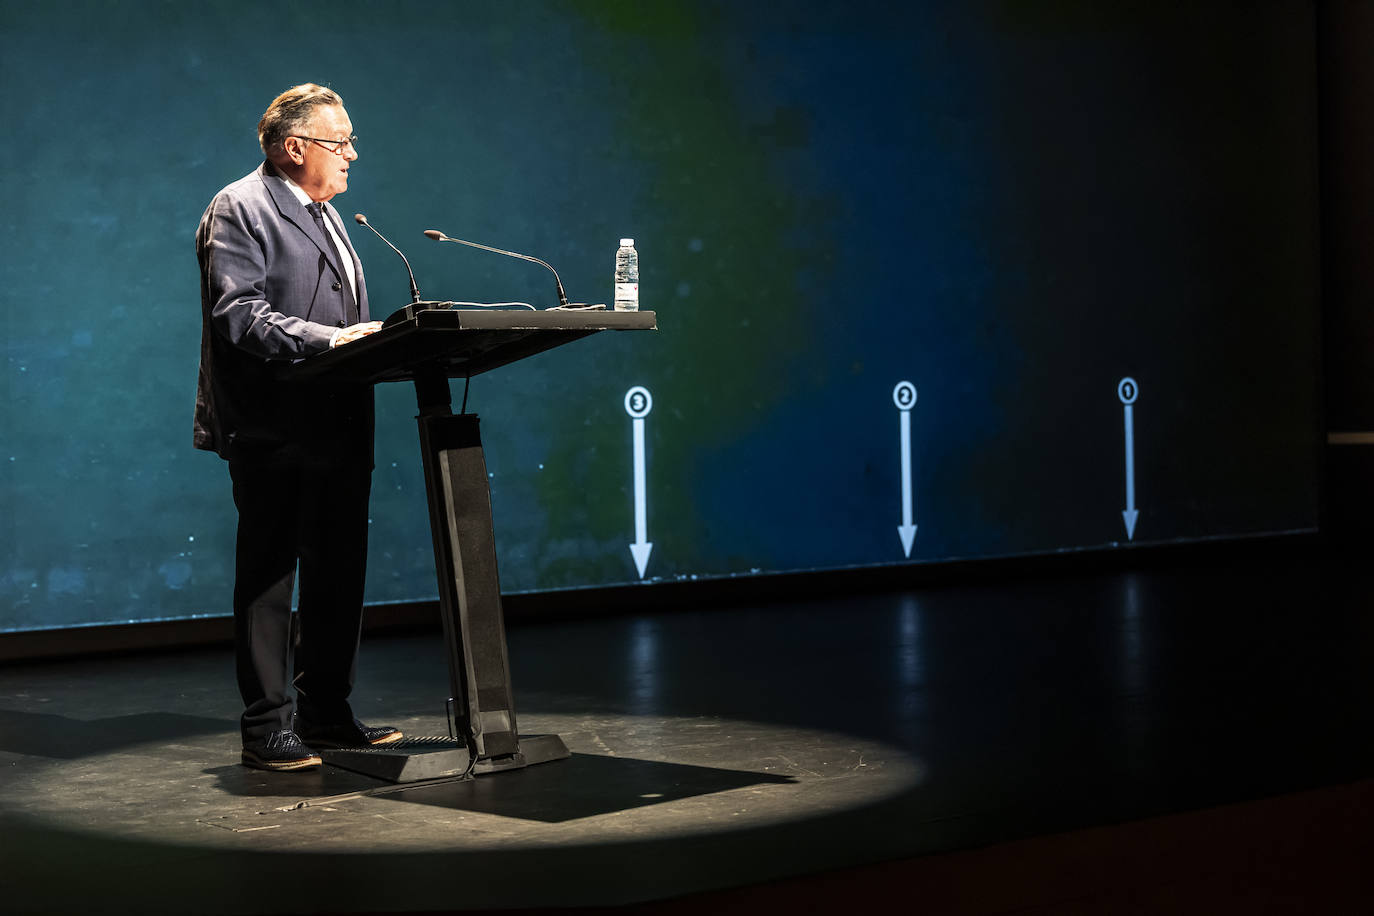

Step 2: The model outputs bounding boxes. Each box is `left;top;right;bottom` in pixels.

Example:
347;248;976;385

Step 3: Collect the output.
306;202;357;322
305;201;328;237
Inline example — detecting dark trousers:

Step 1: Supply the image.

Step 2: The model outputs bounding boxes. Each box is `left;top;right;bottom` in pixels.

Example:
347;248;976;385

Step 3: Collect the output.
229;447;372;742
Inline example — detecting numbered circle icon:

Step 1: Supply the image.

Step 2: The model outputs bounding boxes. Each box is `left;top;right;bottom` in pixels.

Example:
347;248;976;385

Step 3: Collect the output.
625;386;653;418
1117;377;1138;405
892;381;917;411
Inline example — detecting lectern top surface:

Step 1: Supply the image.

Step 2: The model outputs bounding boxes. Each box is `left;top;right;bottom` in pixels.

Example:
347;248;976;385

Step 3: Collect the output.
286;306;657;384
401;305;657;332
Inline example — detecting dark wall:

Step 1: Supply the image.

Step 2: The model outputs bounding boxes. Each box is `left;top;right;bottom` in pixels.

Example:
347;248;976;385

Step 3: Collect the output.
1319;0;1374;534
0;1;1324;633
1320;0;1374;429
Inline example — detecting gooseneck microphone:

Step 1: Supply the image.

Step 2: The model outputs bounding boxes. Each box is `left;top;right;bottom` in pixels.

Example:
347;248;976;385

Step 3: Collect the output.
355;213;422;304
424;229;570;309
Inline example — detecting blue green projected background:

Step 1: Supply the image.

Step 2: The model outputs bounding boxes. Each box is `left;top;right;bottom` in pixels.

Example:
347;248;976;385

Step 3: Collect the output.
0;1;1321;633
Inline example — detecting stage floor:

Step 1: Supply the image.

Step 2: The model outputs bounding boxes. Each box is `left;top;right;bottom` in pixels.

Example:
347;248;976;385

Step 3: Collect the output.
1;537;1372;913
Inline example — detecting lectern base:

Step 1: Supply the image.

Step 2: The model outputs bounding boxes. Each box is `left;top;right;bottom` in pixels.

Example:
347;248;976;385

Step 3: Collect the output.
320;734;570;783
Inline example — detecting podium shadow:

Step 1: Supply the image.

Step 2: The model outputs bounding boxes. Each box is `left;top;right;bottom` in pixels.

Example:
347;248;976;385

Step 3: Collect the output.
379;752;797;823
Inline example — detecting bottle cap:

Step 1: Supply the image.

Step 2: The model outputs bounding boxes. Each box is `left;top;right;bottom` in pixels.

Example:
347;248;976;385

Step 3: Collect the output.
620;238;634;247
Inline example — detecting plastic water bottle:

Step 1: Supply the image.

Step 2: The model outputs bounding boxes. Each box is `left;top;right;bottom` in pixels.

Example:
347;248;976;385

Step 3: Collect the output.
614;238;639;311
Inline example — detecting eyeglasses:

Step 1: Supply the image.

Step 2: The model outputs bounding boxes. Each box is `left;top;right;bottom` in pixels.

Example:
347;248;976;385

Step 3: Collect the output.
294;135;358;155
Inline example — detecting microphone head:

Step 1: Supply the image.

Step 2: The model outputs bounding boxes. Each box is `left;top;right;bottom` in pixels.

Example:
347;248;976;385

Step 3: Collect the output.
423;229;443;241
354;213;368;225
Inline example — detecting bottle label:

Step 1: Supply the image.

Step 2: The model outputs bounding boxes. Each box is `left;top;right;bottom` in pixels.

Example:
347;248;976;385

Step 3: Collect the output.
614;282;639;311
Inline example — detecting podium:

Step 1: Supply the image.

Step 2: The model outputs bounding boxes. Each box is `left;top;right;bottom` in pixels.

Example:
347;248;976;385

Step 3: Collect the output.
289;305;657;781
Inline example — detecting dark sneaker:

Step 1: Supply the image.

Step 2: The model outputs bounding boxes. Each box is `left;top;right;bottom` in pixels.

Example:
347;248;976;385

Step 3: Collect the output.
242;730;322;771
296;717;404;749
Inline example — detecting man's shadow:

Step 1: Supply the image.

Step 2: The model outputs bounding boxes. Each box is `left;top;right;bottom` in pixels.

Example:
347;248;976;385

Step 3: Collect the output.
0;708;233;760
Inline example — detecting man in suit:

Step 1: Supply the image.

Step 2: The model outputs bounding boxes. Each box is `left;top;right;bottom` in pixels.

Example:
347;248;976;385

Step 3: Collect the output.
195;83;402;771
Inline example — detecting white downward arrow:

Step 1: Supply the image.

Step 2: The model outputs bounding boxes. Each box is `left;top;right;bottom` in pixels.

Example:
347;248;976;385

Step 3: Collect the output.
894;382;918;557
625;387;653;578
1119;378;1138;540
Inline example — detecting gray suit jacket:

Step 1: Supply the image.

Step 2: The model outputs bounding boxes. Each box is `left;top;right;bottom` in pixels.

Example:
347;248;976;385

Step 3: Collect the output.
194;162;373;461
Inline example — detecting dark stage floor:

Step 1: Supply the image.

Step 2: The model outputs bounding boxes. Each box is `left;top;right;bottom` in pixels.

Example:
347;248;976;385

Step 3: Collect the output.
1;537;1372;914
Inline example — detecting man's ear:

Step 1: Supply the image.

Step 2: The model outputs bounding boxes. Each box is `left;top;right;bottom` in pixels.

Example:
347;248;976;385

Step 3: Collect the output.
281;136;306;166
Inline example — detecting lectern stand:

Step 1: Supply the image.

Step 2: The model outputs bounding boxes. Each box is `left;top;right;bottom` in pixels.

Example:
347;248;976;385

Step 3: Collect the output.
288;306;657;782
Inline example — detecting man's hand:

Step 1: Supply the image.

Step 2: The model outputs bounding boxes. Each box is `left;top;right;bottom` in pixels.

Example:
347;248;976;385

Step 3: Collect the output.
332;321;384;347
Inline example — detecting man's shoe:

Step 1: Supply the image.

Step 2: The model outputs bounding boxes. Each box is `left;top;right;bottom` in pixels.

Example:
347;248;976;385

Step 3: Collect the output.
295;717;404;749
242;730;322;771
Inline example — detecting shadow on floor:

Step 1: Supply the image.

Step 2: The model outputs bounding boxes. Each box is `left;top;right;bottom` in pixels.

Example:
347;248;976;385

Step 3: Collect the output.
0;708;232;759
377;752;798;822
207;750;797;822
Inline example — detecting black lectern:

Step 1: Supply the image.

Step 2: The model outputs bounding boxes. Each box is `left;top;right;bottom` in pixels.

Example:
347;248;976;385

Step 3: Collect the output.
289;305;657;781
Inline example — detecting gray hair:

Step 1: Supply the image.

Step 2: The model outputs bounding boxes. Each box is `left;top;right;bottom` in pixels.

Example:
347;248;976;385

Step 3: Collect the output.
258;83;343;156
